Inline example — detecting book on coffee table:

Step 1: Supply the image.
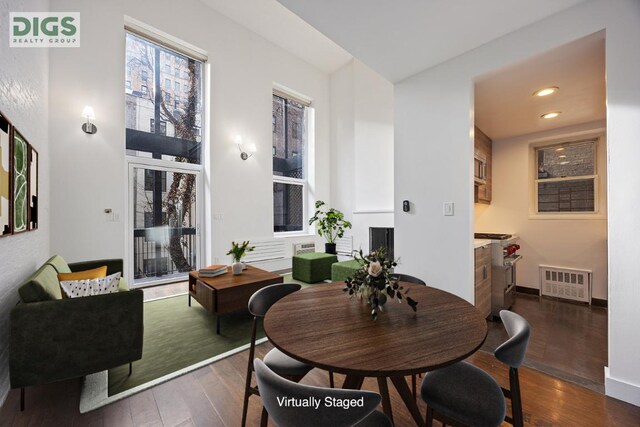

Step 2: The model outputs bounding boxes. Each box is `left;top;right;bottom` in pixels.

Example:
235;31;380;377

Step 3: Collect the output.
199;264;228;277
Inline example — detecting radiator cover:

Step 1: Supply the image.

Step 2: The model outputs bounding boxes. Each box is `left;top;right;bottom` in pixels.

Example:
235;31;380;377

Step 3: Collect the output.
539;265;592;303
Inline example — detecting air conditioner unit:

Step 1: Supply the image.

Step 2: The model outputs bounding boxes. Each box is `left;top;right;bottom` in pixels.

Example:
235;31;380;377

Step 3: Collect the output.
293;242;315;256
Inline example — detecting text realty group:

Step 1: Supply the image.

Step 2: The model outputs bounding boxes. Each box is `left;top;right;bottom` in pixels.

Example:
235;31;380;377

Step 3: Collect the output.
10;12;79;47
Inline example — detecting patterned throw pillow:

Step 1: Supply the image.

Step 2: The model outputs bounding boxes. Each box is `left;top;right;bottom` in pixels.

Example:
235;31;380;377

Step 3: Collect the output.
59;272;122;298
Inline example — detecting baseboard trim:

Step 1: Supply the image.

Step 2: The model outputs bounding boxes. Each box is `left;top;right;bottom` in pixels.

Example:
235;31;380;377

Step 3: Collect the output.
592;298;608;308
516;286;539;296
605;367;640;406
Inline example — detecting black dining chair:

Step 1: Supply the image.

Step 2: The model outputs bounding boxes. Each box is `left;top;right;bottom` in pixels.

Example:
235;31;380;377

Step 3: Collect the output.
254;358;392;427
242;283;314;427
420;310;531;427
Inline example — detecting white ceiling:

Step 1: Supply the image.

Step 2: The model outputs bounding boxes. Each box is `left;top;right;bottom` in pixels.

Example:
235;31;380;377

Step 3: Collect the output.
275;0;586;83
475;31;605;140
198;0;353;74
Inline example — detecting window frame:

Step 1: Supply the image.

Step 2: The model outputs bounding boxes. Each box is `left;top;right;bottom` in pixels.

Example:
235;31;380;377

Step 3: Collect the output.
530;137;604;219
272;91;311;236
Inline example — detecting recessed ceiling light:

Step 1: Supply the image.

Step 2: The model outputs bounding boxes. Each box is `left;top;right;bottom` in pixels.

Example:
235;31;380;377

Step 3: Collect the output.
541;112;561;119
533;86;559;97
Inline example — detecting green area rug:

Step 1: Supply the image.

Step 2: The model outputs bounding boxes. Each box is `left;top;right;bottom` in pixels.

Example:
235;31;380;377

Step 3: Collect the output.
107;294;263;396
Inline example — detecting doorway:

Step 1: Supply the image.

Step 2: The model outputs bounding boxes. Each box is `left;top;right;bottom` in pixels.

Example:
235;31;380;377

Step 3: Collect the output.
473;31;608;390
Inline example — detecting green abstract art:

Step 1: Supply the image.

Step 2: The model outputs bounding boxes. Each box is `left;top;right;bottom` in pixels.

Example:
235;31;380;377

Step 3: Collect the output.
13;131;28;232
0;113;10;235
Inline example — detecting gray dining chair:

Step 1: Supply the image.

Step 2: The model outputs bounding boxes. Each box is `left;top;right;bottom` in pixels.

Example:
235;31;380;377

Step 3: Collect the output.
242;283;314;427
254;358;392;427
391;273;426;286
420;310;531;427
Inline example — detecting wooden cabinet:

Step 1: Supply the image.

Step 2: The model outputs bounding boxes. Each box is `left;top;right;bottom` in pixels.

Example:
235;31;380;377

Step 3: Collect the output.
474;244;492;318
474;126;492;204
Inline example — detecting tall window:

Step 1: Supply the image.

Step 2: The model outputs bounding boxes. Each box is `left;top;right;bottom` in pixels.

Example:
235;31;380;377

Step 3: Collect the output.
272;92;310;233
125;29;205;286
535;140;597;213
125;31;203;163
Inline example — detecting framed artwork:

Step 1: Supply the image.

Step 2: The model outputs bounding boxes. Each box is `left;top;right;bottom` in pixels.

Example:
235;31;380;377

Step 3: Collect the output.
29;146;38;230
13;129;29;233
0;112;11;236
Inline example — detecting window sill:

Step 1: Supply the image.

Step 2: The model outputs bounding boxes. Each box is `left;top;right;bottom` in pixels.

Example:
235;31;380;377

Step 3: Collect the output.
274;231;315;238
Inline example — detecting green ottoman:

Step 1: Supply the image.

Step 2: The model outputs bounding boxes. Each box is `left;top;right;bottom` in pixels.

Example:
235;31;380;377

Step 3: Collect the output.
292;252;338;283
331;259;364;282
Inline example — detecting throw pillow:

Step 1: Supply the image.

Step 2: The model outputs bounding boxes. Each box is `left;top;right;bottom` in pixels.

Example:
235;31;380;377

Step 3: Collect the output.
60;272;122;299
58;265;107;281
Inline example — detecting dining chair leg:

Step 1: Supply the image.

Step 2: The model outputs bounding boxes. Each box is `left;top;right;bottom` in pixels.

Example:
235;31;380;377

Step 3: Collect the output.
241;318;259;427
510;367;524;427
425;405;433;427
260;406;269;427
128;362;133;377
329;371;335;388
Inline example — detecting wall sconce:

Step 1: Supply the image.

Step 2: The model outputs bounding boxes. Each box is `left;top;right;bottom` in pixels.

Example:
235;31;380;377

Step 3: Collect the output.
233;135;256;160
81;106;97;134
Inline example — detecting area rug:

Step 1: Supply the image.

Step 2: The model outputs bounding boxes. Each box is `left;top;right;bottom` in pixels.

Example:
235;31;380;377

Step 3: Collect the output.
79;293;266;413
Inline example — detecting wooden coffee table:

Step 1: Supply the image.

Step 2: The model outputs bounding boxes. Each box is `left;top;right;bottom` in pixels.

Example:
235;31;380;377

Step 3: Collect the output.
188;265;283;334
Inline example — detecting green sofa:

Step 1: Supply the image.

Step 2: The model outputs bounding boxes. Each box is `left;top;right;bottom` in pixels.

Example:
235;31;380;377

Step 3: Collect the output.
10;255;144;410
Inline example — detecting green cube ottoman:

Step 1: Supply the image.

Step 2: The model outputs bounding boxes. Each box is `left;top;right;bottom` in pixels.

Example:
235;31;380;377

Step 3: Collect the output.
331;259;364;282
292;252;338;283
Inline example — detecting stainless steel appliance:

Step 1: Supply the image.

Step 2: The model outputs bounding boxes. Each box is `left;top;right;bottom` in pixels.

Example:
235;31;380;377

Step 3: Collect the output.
474;152;487;185
475;233;522;317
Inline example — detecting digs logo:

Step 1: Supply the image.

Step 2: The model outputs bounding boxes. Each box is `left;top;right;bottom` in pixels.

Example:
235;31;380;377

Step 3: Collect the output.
10;12;80;47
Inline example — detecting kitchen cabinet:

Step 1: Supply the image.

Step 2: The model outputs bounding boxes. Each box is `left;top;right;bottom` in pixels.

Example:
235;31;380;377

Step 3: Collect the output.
474;243;492;318
474;126;492;204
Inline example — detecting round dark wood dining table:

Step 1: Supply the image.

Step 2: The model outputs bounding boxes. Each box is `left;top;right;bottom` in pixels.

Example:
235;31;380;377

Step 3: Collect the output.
263;282;488;427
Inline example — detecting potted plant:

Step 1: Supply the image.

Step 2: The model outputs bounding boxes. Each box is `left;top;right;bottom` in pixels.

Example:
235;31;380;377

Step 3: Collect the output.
308;201;352;254
227;241;255;275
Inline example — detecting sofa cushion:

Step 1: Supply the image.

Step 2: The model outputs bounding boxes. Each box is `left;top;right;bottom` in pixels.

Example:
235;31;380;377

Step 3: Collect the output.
58;266;107;282
118;277;129;292
18;264;63;302
45;255;71;274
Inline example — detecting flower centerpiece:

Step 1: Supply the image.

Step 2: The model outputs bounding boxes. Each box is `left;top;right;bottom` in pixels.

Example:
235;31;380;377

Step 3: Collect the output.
344;248;418;320
227;240;255;275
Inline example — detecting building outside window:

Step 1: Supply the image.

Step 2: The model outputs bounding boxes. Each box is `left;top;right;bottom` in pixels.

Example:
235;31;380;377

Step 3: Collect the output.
534;139;597;213
272;92;310;233
175;81;180;92
141;69;148;81
165;78;171;88
141;84;148;95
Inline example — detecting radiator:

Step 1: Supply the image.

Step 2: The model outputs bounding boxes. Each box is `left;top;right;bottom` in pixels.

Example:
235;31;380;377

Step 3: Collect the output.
293;242;316;255
336;236;354;256
242;239;286;263
539;265;592;303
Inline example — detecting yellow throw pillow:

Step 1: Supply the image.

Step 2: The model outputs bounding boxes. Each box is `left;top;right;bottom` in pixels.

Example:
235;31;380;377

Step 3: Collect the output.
58;266;107;298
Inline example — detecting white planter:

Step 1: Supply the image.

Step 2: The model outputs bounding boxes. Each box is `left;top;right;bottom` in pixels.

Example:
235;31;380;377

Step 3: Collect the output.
232;262;243;275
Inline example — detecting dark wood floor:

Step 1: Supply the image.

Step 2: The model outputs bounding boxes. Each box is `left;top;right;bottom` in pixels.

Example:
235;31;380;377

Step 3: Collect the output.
2;341;639;427
482;293;608;391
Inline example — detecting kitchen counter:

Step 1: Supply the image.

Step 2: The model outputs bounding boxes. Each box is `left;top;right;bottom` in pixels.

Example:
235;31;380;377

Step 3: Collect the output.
474;239;492;248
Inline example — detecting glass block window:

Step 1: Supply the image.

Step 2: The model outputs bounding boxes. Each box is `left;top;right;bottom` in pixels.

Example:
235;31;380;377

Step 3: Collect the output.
535;140;597;213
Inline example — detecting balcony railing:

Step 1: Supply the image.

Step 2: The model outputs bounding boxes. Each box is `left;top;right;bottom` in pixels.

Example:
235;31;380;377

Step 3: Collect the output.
133;226;196;281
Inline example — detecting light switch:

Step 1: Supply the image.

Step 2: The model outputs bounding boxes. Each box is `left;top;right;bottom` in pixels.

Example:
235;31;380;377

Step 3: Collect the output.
443;202;454;216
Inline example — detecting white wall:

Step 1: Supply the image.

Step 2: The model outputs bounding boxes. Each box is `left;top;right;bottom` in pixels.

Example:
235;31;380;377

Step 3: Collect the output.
0;0;50;406
48;0;333;272
475;121;608;300
330;59;393;254
395;0;640;405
